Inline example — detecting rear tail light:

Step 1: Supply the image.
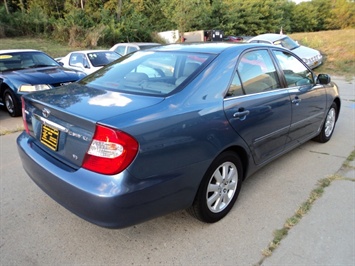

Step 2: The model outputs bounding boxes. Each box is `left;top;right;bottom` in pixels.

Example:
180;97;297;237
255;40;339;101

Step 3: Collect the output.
82;124;138;175
21;98;29;134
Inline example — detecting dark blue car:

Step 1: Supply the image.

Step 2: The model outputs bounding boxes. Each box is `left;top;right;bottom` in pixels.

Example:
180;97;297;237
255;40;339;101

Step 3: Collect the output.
17;43;341;228
0;49;86;116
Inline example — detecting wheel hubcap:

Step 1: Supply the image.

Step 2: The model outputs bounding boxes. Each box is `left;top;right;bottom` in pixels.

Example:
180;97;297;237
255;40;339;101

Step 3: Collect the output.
4;94;14;113
206;162;238;213
324;108;336;137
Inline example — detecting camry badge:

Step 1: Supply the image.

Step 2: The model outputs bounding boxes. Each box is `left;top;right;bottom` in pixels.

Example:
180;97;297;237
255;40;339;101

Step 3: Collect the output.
42;108;51;118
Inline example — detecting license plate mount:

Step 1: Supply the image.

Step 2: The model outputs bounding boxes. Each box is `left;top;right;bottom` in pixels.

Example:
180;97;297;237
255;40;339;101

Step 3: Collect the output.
40;124;59;151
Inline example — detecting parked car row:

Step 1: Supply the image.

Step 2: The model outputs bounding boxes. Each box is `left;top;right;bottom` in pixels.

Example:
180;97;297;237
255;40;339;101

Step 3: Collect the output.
16;41;339;228
1;35;323;117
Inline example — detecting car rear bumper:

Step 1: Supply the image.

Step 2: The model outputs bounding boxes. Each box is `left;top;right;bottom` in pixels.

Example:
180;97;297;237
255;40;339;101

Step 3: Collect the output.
17;132;194;228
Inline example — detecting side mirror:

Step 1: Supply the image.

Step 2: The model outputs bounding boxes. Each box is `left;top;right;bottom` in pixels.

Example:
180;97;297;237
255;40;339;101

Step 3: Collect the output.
317;74;331;84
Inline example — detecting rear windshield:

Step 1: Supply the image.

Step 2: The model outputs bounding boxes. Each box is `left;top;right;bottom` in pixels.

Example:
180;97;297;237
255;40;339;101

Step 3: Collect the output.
79;51;215;96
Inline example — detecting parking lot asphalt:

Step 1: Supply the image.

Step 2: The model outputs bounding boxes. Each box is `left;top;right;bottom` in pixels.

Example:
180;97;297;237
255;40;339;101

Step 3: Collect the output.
262;161;355;265
263;76;355;265
0;106;24;133
0;76;354;265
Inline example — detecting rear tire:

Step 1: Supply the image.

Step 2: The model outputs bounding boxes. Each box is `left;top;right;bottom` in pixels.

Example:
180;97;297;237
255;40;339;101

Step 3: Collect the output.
3;88;21;117
187;151;243;223
313;102;338;143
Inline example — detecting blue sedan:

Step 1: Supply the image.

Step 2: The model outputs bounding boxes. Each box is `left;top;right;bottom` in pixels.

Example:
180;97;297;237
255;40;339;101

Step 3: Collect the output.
17;43;340;228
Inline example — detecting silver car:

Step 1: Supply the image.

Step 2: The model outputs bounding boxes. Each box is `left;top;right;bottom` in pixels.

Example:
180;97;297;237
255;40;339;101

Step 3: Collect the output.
109;42;161;56
248;33;323;69
58;50;121;74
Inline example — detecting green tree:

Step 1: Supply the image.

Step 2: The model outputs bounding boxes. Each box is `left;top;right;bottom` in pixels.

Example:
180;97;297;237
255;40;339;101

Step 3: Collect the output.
204;0;229;31
223;0;290;36
291;2;318;32
311;0;332;31
161;0;211;37
327;0;355;29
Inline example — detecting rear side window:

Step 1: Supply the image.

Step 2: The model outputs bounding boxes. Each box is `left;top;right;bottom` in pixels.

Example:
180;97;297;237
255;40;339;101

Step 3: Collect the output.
273;50;314;87
113;46;126;55
226;73;243;97
235;49;281;95
127;46;138;54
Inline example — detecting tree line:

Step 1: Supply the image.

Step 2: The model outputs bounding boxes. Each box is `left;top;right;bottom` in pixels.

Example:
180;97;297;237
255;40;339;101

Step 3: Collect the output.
0;0;354;48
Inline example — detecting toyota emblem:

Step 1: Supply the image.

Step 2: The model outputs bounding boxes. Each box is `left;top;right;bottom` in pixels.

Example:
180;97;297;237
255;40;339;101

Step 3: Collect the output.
42;108;51;118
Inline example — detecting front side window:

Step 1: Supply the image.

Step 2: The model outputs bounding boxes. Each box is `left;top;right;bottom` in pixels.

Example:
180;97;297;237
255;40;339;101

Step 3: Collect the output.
236;49;281;95
69;53;87;67
88;52;120;67
273;50;314;87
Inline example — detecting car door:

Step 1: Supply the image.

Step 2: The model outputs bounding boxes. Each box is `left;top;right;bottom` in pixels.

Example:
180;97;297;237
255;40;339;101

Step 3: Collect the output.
272;49;327;147
224;49;292;165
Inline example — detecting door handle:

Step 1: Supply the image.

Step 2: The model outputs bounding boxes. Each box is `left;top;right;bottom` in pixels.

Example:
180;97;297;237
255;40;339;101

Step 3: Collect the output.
233;110;250;120
292;97;301;106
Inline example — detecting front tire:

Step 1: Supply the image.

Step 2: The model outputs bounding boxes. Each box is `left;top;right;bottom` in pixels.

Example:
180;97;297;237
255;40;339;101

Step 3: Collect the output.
313;102;338;143
3;88;21;117
187;151;243;223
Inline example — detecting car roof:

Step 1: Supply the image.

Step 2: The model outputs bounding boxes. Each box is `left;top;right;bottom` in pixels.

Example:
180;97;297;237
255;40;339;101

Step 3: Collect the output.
249;33;286;42
112;42;161;47
68;50;115;54
148;42;267;54
0;49;41;54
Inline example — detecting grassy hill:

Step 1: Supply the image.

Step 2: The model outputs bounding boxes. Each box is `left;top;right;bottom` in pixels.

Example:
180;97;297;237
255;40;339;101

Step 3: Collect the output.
290;29;354;79
0;29;354;78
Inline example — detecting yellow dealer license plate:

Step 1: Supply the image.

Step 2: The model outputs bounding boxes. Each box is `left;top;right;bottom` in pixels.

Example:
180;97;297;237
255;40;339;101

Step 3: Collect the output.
40;124;59;151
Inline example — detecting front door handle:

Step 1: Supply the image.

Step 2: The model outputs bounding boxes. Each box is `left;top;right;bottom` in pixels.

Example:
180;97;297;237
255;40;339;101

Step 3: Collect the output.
292;97;301;106
233;110;250;120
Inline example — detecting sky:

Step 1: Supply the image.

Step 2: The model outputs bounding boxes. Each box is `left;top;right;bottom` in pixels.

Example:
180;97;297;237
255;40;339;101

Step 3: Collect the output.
292;0;311;3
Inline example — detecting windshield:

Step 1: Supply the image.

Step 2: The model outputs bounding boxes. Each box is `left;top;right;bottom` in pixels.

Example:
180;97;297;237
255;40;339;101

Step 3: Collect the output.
87;51;121;67
273;36;299;50
79;50;214;96
0;51;59;71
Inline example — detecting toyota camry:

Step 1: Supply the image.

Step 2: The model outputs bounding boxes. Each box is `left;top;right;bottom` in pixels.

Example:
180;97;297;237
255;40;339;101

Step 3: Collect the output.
17;43;340;228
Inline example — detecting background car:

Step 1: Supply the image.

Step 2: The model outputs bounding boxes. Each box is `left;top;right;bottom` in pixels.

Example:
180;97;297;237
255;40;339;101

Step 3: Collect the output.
58;50;121;74
223;35;244;42
248;33;323;69
17;43;340;229
109;42;161;56
0;49;86;117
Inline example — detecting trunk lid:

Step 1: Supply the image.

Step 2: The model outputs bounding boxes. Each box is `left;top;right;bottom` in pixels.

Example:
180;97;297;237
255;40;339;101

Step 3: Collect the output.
22;83;163;169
